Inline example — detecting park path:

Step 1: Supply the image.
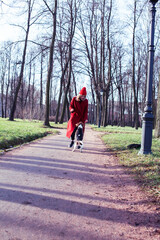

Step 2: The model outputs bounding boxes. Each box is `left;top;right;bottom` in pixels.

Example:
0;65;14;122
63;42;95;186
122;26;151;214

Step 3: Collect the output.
0;126;159;240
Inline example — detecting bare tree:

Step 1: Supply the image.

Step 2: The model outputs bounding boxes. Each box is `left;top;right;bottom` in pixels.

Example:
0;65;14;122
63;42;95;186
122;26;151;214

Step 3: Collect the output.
129;0;148;129
43;0;57;127
39;48;45;120
4;44;12;118
79;0;114;126
0;53;7;118
102;0;113;126
55;5;70;123
9;0;35;121
59;0;78;124
154;74;160;138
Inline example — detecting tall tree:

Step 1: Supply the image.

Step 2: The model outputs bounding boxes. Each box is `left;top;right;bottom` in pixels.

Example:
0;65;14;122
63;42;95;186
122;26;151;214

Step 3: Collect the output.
154;77;160;137
132;0;139;129
102;0;113;126
0;53;7;118
55;6;70;123
79;0;114;127
39;48;44;120
9;0;35;121
130;0;148;129
59;0;78;124
43;0;57;126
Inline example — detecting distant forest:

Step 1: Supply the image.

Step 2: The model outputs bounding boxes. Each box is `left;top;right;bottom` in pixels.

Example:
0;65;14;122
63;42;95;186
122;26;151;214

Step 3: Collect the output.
0;0;160;132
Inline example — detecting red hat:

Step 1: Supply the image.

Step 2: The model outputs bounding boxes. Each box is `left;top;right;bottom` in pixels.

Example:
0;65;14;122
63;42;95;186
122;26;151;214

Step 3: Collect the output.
79;87;87;96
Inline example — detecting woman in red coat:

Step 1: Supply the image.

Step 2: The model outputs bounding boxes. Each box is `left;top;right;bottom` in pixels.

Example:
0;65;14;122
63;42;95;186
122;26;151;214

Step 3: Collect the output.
66;87;88;147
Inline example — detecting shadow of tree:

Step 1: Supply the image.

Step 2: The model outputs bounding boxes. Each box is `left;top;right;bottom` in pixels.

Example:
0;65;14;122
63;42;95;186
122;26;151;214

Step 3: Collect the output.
0;186;159;228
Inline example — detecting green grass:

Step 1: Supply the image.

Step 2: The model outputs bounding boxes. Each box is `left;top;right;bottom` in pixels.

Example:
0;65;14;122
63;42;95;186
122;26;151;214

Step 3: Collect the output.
92;125;160;201
92;125;141;133
0;118;66;151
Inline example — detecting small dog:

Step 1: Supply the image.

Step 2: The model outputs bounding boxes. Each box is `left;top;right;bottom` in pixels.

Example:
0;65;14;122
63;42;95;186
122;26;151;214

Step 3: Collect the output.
73;123;83;152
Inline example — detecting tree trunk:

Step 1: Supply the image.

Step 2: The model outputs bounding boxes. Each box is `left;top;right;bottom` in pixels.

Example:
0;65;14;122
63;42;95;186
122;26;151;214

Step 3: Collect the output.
44;0;57;126
9;0;32;121
103;0;112;127
31;64;35;118
55;58;69;124
59;0;77;124
154;76;160;137
1;72;5;118
59;59;72;124
132;0;140;129
5;56;11;118
39;50;44;120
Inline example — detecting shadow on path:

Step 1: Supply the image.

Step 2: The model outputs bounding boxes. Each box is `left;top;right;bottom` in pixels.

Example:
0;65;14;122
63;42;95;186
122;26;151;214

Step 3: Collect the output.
0;154;135;185
0;186;159;228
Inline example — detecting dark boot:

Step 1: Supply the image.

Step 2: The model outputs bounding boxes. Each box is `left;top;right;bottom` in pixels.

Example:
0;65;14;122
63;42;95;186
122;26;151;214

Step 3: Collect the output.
69;140;74;148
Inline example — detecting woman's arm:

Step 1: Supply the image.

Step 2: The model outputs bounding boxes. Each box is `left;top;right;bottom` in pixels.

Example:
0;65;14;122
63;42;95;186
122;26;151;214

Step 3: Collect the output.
69;97;75;112
82;100;88;122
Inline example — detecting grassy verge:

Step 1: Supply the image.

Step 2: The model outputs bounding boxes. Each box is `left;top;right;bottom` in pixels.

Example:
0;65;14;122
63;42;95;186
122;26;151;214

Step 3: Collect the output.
0;118;67;152
92;125;142;134
91;125;160;201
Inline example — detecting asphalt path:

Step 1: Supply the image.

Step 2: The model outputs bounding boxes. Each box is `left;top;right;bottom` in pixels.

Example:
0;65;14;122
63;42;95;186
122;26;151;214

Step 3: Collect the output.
0;126;159;240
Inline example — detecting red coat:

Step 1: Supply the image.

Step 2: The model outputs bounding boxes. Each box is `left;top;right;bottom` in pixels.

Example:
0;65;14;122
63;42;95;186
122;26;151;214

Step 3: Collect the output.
66;97;88;138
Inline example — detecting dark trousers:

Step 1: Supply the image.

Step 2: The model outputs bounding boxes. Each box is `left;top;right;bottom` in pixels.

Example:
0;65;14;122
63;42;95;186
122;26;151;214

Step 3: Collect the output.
71;127;78;140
